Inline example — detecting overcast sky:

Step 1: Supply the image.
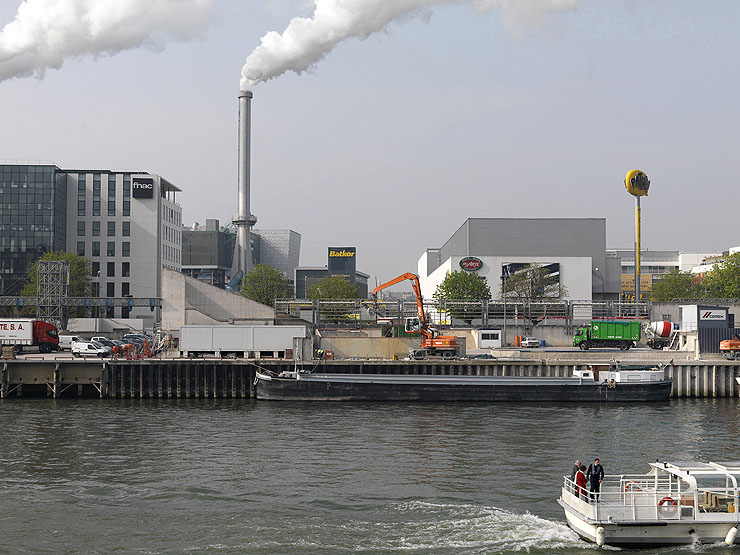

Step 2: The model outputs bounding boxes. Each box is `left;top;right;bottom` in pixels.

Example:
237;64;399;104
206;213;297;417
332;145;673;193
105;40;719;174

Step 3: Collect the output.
1;1;738;286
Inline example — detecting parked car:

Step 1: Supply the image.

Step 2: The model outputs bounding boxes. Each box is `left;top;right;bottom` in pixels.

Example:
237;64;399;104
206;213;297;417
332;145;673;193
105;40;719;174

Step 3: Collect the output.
122;333;149;344
92;337;118;350
58;335;83;351
521;337;540;348
72;341;113;358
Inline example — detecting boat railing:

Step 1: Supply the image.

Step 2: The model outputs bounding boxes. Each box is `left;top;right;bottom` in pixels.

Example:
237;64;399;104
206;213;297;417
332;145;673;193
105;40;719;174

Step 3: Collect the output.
562;474;704;522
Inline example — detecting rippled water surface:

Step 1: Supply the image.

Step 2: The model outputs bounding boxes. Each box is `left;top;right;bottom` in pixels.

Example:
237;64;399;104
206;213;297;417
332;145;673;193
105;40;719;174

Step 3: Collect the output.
1;399;738;553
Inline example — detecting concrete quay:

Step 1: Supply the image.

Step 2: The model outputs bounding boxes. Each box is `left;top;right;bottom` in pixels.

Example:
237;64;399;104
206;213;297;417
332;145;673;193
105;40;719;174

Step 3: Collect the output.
1;357;738;399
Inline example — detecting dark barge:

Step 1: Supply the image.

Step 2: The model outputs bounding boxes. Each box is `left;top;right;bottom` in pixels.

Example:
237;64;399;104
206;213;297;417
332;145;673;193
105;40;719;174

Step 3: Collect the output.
255;366;673;402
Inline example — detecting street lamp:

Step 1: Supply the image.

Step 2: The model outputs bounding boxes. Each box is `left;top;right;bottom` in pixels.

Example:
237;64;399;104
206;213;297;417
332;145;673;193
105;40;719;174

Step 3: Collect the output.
501;265;510;348
594;267;604;319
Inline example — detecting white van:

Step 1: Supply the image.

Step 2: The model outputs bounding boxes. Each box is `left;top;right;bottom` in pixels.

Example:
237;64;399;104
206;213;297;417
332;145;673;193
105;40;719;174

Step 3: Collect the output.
58;335;83;351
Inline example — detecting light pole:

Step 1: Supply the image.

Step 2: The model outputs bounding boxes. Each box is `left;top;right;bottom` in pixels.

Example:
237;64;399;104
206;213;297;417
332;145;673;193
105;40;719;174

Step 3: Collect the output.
594;267;604;318
501;265;509;348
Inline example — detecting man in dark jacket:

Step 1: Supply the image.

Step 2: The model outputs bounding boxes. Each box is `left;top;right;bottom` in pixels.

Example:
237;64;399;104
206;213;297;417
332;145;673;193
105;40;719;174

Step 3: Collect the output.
586;458;605;500
570;459;582;482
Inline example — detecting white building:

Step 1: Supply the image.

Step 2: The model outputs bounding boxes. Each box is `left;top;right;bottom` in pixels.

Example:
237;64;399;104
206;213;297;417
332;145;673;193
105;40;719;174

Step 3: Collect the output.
65;169;181;326
419;218;618;301
419;253;593;301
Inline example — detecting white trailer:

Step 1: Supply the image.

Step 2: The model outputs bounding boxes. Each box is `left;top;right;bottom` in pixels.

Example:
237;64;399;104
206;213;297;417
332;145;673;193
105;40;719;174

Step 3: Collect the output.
179;325;308;359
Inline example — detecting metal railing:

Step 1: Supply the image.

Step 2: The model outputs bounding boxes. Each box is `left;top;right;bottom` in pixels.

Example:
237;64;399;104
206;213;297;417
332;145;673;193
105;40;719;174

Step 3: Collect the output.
275;299;651;328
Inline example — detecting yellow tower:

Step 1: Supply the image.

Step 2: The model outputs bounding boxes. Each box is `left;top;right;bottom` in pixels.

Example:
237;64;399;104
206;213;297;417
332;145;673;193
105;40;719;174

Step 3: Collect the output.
625;170;650;306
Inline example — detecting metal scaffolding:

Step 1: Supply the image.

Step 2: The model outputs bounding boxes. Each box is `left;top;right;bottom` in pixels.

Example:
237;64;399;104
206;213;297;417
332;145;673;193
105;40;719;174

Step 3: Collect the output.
35;260;69;329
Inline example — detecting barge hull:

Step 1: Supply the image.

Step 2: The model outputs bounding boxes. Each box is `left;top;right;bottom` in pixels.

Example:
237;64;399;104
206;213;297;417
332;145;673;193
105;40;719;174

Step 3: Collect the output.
256;375;672;402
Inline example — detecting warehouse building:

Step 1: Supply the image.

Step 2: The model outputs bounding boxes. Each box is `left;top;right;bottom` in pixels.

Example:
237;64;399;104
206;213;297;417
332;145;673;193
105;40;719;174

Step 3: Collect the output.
419;218;621;301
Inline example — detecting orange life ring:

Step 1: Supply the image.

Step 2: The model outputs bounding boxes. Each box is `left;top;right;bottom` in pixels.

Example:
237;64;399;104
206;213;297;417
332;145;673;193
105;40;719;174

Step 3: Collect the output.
623;481;642;493
658;496;678;517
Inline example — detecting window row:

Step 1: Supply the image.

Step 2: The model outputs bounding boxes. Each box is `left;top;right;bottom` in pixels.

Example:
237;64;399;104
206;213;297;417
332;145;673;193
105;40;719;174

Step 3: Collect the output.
76;221;131;236
91;260;131;279
75;174;132;217
77;241;131;257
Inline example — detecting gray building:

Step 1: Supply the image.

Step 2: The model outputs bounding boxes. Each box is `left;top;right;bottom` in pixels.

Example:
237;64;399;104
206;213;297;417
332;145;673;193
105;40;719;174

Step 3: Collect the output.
420;218;621;300
252;229;301;278
1;163;182;327
181;219;236;288
295;247;368;298
182;224;301;290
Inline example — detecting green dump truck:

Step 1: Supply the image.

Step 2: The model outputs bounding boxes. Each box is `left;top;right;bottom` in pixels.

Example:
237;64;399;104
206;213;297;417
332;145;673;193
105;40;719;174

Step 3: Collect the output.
573;321;641;351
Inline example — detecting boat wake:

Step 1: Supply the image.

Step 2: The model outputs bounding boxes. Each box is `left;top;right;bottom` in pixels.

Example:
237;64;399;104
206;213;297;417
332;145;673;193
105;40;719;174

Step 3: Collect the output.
370;500;594;553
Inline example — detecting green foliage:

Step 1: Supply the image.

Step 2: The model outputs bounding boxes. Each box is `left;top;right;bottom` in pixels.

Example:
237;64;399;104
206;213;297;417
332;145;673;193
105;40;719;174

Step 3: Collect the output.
650;268;702;301
240;264;293;306
433;270;492;324
500;263;567;301
20;251;92;298
20;251;93;318
433;271;492;301
308;275;360;299
701;252;740;299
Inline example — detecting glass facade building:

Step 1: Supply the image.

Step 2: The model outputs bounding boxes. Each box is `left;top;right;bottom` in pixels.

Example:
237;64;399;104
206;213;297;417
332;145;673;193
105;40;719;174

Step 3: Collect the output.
0;164;67;295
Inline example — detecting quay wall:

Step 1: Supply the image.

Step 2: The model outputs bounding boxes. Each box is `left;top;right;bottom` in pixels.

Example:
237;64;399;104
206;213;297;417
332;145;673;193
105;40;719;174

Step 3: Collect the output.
1;359;738;399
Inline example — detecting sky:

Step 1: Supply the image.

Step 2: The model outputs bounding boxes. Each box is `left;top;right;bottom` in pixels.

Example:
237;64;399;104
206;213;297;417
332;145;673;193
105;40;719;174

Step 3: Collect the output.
1;0;739;287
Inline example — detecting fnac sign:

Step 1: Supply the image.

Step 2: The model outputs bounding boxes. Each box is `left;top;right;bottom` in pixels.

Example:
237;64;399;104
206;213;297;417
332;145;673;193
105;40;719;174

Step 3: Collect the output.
459;256;483;271
625;169;650;197
132;177;154;199
329;248;355;258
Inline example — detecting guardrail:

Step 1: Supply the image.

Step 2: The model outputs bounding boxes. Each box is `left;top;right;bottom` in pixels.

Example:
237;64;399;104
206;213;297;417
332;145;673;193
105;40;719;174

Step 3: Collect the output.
276;299;650;328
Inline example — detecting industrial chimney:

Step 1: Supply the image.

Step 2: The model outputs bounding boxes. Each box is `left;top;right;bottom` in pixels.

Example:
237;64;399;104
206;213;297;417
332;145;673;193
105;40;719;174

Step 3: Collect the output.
235;89;256;274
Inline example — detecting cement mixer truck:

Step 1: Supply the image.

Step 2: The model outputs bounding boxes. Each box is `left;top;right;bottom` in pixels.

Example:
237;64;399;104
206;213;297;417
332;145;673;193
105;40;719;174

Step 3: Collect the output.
644;321;679;350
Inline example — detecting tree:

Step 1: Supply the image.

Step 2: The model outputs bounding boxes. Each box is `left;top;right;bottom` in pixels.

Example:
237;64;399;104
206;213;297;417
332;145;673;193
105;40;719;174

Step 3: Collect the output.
702;253;740;299
308;275;361;323
650;268;702;301
240;264;293;306
433;270;492;323
19;251;93;318
308;275;361;299
21;251;93;298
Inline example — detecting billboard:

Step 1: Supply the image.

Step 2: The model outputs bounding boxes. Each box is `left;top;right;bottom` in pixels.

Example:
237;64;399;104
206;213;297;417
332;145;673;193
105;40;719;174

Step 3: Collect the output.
625;169;650;197
328;247;356;282
621;274;653;292
132;177;154;199
502;262;561;295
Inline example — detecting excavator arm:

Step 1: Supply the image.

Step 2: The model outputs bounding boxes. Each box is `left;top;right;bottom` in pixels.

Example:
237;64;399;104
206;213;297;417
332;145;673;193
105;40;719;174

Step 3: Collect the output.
372;272;425;323
372;272;428;333
373;272;460;358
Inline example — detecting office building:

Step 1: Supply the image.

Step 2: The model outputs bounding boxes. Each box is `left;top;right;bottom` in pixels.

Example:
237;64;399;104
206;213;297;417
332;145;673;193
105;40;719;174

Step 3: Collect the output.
0;163;181;326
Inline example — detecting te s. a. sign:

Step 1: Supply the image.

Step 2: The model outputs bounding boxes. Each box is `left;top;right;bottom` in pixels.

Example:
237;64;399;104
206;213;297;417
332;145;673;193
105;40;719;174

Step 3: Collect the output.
132;177;154;199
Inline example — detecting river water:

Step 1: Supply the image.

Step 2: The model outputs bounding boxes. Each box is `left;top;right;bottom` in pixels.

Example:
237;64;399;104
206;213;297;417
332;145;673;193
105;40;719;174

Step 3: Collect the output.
0;399;738;554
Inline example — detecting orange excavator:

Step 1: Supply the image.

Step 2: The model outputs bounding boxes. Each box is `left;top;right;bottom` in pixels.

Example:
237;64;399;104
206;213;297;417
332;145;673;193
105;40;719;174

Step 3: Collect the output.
372;272;460;360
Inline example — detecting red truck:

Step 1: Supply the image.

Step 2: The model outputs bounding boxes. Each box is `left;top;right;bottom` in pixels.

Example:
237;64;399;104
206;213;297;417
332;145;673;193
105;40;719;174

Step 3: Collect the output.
0;319;60;353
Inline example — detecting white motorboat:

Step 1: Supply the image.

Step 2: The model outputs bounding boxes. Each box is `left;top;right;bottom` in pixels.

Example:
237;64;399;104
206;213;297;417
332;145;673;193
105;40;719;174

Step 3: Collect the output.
558;461;740;547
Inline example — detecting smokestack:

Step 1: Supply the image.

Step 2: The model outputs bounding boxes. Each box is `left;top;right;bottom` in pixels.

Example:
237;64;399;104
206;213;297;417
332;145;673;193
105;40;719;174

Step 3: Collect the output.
236;89;255;274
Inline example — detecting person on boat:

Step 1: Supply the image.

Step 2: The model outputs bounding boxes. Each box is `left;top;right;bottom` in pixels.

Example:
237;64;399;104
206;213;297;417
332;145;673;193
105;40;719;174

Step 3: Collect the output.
586;458;605;500
575;464;588;499
570;459;582;482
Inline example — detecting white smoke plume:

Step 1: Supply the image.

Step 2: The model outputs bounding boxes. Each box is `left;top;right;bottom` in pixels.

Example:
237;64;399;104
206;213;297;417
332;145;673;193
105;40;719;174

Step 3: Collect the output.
0;0;213;83
240;0;581;90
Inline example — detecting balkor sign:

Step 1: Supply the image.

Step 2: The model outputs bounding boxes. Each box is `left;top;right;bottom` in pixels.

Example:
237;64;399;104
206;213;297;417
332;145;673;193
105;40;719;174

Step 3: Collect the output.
132;177;154;199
